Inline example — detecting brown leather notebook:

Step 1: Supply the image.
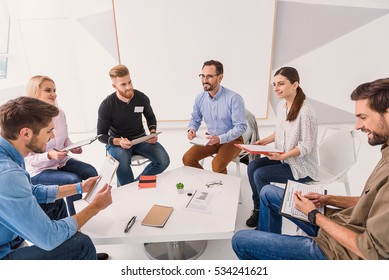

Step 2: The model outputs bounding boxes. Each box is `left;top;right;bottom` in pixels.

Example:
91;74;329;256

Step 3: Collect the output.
141;204;174;227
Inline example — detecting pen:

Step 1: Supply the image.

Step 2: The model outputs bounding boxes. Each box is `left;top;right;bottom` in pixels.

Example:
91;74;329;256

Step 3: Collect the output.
124;216;136;233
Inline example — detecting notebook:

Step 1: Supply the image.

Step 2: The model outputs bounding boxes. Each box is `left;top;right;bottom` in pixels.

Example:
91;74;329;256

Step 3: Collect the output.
141;204;174;227
138;175;157;189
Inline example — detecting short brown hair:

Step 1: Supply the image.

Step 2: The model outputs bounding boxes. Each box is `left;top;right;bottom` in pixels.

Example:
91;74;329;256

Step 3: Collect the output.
203;60;224;75
350;78;389;115
109;64;130;79
0;96;59;140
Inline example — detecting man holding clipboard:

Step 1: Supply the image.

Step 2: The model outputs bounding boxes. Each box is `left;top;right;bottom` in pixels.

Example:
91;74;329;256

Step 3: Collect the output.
97;64;170;186
232;78;389;260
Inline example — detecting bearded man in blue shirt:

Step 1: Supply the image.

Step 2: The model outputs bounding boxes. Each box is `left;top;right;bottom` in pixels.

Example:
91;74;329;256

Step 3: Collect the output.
0;96;112;260
183;60;247;174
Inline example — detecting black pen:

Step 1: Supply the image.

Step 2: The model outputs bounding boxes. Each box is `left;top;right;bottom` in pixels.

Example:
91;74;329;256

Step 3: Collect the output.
124;216;136;233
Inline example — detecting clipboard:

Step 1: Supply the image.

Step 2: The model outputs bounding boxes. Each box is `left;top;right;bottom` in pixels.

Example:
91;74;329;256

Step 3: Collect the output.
279;180;326;222
131;132;161;145
141;204;173;227
60;134;102;151
84;155;119;203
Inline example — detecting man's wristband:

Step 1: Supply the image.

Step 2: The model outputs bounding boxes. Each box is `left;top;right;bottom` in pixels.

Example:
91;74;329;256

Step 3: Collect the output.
76;182;83;194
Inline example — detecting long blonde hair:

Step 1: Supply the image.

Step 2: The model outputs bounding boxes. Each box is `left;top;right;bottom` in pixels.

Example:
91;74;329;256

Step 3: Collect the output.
26;75;55;98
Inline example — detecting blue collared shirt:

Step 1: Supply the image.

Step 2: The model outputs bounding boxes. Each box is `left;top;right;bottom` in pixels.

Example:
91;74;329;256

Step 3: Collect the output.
188;86;247;143
0;136;78;259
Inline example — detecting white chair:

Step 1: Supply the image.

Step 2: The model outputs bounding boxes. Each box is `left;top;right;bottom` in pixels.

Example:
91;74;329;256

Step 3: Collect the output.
131;154;151;166
313;127;361;195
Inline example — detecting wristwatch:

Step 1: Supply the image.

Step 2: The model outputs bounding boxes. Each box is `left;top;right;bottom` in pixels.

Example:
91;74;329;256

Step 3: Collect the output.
308;209;321;225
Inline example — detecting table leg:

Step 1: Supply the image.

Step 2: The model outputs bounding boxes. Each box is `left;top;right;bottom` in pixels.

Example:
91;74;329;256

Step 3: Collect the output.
144;241;207;260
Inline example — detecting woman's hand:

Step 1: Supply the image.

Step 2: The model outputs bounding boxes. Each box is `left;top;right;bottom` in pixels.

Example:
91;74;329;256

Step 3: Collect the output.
70;147;82;154
48;149;68;160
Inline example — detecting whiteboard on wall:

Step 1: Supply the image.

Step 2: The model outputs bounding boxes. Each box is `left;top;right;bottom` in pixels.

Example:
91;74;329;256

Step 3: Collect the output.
113;0;276;121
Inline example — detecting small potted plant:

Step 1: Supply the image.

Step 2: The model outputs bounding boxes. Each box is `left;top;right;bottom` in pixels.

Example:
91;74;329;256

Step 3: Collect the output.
176;182;184;194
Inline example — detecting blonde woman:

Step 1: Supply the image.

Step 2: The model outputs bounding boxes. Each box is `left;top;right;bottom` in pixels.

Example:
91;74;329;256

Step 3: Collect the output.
25;75;98;216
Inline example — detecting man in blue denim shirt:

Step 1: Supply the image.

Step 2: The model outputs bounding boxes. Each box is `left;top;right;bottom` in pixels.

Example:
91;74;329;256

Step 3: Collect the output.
0;97;112;260
183;60;247;174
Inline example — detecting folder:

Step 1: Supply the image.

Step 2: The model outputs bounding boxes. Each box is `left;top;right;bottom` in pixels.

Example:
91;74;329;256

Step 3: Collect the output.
141;204;174;227
234;143;284;155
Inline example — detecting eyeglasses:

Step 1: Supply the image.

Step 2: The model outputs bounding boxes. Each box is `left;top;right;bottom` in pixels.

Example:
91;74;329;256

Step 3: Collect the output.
206;180;223;188
199;74;219;80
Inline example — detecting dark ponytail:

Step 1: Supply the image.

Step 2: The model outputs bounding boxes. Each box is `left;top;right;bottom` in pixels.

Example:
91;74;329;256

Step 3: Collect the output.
274;66;306;121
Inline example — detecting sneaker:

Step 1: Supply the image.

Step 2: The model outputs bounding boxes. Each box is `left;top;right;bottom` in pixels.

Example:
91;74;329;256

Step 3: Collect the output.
246;209;259;228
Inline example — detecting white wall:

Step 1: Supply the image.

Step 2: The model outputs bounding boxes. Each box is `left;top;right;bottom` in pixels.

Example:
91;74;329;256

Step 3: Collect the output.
1;0;389;131
271;0;389;124
1;0;117;132
113;0;276;121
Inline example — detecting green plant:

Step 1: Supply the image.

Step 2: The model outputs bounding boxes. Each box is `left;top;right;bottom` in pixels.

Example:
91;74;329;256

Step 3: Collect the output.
176;182;184;189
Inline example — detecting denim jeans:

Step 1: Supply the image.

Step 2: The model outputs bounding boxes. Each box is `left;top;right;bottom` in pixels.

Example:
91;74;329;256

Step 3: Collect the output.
31;158;98;216
259;184;320;236
231;184;326;260
107;141;170;186
2;232;97;260
247;157;312;209
232;229;327;260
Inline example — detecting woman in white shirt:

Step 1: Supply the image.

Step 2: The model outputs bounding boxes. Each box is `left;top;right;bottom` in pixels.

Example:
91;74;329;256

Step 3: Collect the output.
245;67;319;228
25;75;98;216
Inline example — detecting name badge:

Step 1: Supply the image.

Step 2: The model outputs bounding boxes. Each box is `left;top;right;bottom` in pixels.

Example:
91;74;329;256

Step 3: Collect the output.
134;106;144;113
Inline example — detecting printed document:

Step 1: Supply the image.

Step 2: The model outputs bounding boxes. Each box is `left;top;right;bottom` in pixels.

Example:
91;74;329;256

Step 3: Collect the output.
184;189;219;214
280;180;326;222
84;155;119;203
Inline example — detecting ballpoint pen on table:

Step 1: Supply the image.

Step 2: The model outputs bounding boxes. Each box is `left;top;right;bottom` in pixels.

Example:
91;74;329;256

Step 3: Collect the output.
124;216;136;233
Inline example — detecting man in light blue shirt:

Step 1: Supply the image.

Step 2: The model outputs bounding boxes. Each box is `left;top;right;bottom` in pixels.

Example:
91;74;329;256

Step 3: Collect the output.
0;97;112;260
183;60;247;174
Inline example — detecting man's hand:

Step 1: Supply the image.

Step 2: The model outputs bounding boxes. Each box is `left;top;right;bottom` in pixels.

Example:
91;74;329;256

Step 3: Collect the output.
81;175;101;193
146;131;158;144
293;191;316;215
120;137;132;149
187;129;196;140
205;134;220;146
304;192;329;208
91;184;112;210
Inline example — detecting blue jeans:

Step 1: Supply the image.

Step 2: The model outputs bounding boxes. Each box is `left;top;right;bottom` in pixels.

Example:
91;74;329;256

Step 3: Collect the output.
31;158;98;216
232;185;326;260
232;230;327;260
107;141;170;186
258;184;320;236
247;157;312;209
2;232;97;260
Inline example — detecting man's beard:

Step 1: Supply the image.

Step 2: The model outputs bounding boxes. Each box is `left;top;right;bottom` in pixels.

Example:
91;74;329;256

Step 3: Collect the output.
203;83;214;92
26;135;46;153
118;88;133;100
365;117;389;146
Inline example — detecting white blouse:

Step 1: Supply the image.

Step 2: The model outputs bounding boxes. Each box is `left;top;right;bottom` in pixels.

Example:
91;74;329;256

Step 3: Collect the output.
274;99;319;180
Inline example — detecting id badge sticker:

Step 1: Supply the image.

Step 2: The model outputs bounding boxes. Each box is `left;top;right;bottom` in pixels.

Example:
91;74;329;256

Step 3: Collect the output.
134;106;144;113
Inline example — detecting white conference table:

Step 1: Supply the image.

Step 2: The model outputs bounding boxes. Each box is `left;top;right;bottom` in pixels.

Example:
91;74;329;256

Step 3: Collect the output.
75;166;241;259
